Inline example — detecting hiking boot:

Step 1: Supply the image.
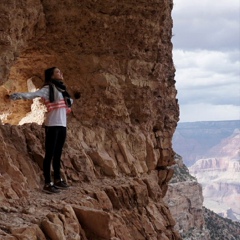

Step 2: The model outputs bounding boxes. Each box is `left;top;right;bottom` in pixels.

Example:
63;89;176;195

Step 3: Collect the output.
43;182;60;194
54;179;69;189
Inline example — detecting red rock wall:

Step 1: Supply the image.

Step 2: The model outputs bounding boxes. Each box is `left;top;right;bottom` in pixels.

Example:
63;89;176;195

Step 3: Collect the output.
0;0;180;239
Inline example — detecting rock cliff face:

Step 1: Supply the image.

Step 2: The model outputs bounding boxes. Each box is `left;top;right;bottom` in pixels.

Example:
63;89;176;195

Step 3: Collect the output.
204;207;240;240
0;1;180;239
164;155;210;240
164;154;240;240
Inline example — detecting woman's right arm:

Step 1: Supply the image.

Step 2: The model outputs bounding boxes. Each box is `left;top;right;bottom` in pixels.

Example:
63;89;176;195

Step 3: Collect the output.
10;86;49;100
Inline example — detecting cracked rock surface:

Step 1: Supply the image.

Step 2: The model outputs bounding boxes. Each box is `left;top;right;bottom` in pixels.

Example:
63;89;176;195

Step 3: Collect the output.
0;0;180;239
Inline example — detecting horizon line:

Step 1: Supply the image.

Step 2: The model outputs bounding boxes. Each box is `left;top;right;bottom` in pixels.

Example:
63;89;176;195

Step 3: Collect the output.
178;119;240;124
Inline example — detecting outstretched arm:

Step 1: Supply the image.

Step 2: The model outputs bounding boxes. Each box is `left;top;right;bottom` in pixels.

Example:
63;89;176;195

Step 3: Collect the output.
10;86;49;100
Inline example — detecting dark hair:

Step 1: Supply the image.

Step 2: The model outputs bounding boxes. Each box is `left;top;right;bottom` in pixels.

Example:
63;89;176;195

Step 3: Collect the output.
44;67;57;84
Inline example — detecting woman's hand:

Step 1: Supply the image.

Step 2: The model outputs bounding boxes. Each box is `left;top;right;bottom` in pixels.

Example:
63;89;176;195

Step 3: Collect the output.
9;93;23;100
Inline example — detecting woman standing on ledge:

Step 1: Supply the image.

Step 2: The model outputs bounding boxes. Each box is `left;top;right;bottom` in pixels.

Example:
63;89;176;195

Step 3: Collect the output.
10;67;73;194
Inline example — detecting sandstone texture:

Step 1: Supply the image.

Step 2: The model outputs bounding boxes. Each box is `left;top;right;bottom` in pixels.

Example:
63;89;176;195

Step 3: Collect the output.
0;0;180;239
164;155;210;240
0;123;180;240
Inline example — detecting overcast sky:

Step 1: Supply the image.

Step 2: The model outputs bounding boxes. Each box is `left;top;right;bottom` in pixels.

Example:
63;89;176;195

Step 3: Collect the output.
172;0;240;122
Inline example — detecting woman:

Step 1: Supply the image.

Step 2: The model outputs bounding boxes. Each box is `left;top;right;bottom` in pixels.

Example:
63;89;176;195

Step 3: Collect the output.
10;67;73;194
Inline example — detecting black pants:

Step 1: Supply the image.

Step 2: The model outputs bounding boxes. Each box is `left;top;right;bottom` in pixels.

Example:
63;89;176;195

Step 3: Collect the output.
43;126;66;184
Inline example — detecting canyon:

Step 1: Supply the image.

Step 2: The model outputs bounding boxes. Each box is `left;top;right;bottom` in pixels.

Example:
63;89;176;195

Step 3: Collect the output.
165;154;240;240
173;120;240;223
173;120;239;166
189;129;240;222
1;1;238;239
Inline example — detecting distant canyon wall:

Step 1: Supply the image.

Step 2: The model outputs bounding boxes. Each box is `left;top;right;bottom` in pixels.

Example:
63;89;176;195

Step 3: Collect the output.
190;158;240;222
189;130;240;222
173;120;239;166
173;121;240;222
165;153;240;239
0;1;180;239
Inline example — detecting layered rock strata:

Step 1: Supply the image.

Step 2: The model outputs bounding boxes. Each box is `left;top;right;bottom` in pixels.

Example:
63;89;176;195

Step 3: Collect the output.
0;0;180;239
164;155;210;240
0;122;181;240
165;154;240;240
189;130;240;222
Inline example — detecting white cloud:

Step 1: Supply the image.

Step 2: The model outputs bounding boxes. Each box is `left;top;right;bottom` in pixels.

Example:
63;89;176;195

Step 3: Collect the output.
172;0;240;122
174;49;240;106
174;50;240;87
179;103;240;122
173;0;239;18
172;0;240;50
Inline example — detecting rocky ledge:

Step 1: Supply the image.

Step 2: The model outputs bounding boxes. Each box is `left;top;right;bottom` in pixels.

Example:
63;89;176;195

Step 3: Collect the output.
0;121;181;240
